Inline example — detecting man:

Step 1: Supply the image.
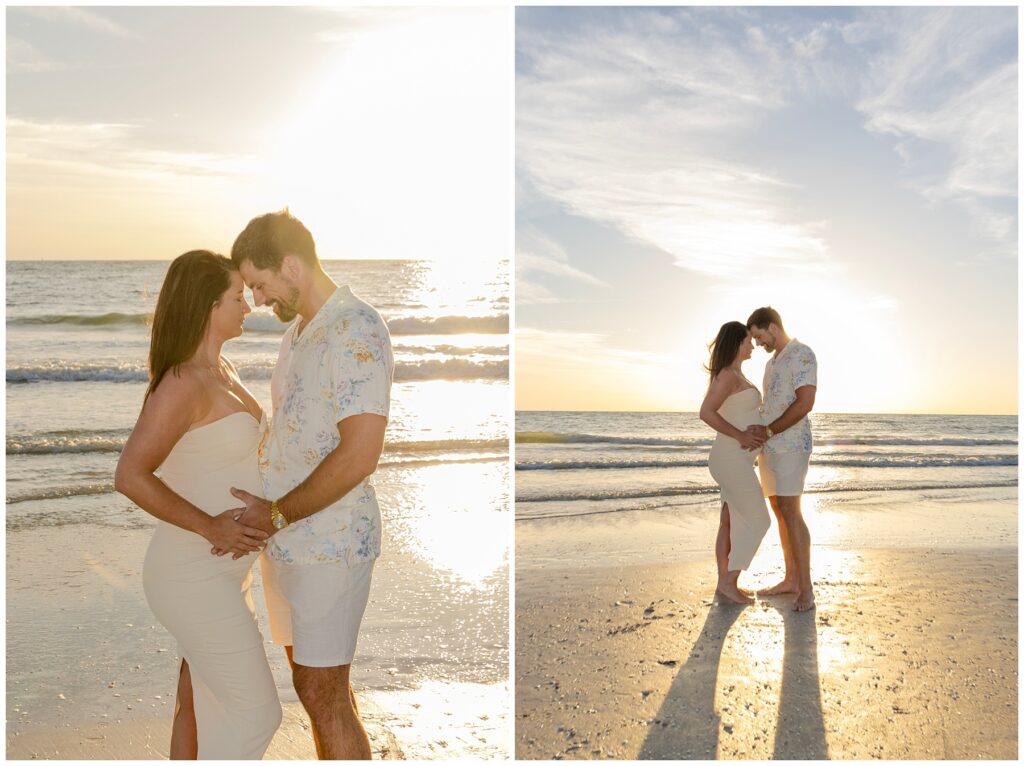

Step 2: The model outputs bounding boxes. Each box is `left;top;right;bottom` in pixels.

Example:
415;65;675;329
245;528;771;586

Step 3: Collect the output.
226;210;394;758
746;307;817;612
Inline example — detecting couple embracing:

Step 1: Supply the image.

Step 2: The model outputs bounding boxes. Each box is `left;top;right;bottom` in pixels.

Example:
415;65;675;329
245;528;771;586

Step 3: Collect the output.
115;210;394;759
699;307;818;612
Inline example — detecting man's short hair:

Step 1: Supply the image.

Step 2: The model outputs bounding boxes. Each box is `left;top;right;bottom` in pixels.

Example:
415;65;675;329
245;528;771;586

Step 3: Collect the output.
747;306;784;331
231;209;319;272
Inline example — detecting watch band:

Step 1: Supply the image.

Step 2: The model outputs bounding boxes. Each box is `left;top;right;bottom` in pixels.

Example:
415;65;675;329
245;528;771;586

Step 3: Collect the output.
270;500;288;530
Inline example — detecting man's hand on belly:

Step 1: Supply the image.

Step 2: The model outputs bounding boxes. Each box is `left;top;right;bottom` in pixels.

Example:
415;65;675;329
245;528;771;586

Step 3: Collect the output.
217;488;276;559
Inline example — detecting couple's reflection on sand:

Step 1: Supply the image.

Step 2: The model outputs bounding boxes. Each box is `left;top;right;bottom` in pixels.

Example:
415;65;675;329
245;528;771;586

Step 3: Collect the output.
639;597;827;760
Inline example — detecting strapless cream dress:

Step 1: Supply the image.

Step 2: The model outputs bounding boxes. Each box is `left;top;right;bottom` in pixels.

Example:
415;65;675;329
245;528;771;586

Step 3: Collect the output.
143;411;281;759
707;388;772;571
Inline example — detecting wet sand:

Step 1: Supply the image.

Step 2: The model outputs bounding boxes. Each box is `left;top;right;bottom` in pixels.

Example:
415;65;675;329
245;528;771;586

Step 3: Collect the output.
516;495;1018;760
7;518;508;760
7;702;398;759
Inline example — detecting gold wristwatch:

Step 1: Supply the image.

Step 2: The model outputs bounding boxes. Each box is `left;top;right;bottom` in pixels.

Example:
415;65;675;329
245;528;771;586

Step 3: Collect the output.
765;425;775;439
270;500;288;530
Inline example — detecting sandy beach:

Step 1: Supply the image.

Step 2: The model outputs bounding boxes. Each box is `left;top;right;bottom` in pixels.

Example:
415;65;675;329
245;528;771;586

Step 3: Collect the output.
515;491;1018;759
7;496;509;760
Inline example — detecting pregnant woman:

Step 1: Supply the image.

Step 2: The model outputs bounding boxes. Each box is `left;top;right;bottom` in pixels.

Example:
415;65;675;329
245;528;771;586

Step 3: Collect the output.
115;250;282;758
699;321;771;605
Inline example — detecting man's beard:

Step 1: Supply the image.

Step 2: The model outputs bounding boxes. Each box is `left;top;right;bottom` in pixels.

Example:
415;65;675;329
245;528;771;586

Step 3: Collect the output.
270;285;301;322
272;303;297;322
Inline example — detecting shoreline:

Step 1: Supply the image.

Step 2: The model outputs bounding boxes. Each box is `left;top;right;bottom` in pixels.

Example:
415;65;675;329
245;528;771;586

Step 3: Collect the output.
515;486;1017;570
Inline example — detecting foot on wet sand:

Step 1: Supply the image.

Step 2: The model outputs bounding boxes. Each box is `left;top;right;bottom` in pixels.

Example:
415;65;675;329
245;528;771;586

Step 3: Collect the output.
715;584;753;605
759;579;798;596
793;590;816;612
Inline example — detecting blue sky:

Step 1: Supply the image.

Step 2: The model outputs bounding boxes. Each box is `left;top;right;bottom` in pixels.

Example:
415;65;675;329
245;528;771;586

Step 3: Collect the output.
515;6;1017;415
7;6;510;263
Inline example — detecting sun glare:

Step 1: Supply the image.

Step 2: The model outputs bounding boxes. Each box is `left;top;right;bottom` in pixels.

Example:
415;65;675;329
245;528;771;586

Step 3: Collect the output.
261;9;507;264
650;272;912;415
386;461;509;587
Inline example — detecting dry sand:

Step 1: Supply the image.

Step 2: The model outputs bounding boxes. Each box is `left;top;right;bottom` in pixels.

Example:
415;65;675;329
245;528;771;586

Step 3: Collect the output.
516;546;1017;759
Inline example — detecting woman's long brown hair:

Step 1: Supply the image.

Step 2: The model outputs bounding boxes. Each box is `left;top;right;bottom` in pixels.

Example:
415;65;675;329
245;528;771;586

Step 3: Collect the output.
705;321;748;390
146;250;235;403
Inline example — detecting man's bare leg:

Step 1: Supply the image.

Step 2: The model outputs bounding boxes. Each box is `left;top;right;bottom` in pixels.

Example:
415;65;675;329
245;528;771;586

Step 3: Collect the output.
776;495;814;611
286;646;372;760
760;495;799;595
170;659;198;759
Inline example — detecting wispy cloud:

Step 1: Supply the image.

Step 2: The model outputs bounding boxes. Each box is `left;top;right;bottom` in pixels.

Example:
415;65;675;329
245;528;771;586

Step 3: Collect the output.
6;36;72;73
516;222;608;305
517;327;670;369
518;7;1017;274
6;118;260;190
16;7;142;41
854;7;1017;246
517;8;835;277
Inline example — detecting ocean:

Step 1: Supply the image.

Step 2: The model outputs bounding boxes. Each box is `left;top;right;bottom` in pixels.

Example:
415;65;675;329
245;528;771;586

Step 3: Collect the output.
7;259;510;754
7;259;508;526
515;411;1017;521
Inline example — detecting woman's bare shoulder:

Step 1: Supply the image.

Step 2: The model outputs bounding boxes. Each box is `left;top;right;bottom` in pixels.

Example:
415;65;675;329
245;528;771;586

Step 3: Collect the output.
147;364;209;417
712;368;743;391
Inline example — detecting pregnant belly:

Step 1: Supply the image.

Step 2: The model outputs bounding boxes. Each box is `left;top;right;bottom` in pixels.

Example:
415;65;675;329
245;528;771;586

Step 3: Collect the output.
158;461;262;514
709;437;760;469
143;522;257;586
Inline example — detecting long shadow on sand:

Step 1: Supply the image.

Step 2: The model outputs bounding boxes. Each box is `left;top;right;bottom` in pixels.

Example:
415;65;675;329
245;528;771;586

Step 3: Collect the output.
638;603;744;759
638;598;828;759
767;598;828;759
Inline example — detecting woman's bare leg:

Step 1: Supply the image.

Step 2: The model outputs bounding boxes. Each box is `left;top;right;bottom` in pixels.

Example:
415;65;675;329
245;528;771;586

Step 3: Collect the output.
715;503;753;604
715;502;730;580
170;659;198;760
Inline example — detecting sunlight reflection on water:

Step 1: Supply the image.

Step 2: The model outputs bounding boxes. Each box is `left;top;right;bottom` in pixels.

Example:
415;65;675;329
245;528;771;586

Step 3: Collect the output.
379;460;509;588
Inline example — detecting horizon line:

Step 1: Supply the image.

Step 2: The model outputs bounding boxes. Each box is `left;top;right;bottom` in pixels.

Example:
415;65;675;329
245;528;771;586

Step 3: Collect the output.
514;408;1018;419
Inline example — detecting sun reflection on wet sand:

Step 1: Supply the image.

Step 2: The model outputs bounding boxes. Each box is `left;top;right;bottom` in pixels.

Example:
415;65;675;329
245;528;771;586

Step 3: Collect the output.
642;548;867;758
355;457;509;758
362;680;509;760
379;460;508;587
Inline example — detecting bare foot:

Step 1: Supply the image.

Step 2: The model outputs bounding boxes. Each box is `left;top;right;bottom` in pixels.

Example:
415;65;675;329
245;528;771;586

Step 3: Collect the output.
793;590;816;612
715;584;753;605
759;579;798;596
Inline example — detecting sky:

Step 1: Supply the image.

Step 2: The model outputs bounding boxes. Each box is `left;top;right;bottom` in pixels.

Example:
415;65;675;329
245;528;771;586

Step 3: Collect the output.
515;6;1018;416
7;6;510;264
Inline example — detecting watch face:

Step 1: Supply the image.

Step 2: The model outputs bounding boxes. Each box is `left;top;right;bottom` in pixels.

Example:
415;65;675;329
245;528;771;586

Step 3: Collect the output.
273;515;286;529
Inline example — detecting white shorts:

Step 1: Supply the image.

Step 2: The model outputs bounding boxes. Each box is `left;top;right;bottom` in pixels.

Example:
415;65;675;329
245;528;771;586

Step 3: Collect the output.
260;555;374;668
758;450;811;497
